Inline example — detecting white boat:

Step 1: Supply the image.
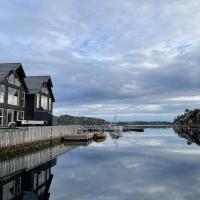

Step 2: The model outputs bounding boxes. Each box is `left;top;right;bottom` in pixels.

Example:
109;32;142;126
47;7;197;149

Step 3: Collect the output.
111;125;123;132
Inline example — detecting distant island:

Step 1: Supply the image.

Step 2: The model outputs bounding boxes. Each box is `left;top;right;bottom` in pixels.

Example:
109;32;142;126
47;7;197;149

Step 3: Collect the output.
53;115;173;126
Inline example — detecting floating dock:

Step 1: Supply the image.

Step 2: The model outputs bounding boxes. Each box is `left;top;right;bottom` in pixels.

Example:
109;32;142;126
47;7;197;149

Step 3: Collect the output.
63;133;94;141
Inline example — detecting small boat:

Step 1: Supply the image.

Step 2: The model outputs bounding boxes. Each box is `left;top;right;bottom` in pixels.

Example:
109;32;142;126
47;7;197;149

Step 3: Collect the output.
93;132;106;140
111;125;123;132
94;137;106;143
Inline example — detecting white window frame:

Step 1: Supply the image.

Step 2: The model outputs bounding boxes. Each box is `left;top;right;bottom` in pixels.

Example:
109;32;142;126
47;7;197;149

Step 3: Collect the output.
7;109;19;124
0;108;4;126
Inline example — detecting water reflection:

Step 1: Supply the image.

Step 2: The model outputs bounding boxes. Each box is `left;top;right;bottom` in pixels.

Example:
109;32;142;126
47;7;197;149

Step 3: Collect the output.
0;142;82;200
174;127;200;145
1;159;56;200
2;129;200;200
50;129;200;200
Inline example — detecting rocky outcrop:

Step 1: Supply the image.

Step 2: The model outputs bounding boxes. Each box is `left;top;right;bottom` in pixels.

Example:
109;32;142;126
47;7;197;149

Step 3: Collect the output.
174;109;200;126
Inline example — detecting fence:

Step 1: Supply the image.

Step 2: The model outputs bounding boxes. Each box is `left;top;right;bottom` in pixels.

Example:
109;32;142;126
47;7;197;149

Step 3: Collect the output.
0;125;81;149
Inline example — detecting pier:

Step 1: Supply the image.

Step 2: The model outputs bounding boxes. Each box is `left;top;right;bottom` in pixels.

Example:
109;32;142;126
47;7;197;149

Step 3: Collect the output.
0;124;173;150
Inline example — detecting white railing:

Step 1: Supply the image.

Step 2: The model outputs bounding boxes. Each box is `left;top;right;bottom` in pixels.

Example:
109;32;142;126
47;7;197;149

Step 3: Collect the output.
0;125;81;148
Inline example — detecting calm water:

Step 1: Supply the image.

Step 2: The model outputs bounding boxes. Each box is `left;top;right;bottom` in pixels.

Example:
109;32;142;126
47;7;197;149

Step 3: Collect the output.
1;128;200;199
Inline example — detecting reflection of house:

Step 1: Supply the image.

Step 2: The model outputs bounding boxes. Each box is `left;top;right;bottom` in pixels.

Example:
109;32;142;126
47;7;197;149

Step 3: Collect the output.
25;76;55;125
0;63;55;126
0;159;56;200
0;63;28;126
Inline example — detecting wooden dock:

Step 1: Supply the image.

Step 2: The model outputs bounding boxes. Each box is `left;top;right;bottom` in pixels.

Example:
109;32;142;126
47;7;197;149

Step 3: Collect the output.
63;133;94;141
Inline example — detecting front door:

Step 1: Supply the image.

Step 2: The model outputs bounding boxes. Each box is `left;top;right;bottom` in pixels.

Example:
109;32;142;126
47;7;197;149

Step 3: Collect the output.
7;109;13;124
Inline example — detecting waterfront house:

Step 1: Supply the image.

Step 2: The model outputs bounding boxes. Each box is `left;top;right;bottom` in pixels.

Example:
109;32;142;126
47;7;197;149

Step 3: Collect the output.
0;63;28;126
25;76;55;125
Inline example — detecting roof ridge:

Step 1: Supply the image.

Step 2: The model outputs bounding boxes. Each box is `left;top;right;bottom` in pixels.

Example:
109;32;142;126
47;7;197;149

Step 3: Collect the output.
26;75;50;77
0;63;21;65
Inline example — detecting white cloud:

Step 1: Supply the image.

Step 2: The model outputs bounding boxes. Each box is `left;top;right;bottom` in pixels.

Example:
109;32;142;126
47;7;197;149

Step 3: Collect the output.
0;0;200;120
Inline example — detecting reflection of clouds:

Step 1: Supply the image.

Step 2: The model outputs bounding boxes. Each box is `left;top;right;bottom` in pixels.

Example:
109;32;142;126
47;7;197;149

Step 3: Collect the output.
50;128;200;200
164;149;200;155
147;186;166;194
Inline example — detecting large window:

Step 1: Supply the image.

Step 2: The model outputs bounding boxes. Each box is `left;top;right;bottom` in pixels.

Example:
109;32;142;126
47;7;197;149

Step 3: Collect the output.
0;84;5;103
7;109;18;124
8;72;21;86
41;95;48;110
0;108;3;126
41;83;48;94
21;91;25;107
8;88;19;106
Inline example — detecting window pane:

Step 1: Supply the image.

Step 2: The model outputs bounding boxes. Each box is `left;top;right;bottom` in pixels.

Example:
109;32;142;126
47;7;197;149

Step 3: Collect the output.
41;83;48;94
21;92;25;107
49;98;52;110
41;95;48;109
37;94;40;108
0;108;3;126
8;73;15;84
15;75;21;86
8;72;21;86
0;85;5;103
8;88;19;106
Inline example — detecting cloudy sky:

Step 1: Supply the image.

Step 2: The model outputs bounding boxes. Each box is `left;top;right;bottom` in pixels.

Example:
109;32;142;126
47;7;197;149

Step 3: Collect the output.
0;0;200;121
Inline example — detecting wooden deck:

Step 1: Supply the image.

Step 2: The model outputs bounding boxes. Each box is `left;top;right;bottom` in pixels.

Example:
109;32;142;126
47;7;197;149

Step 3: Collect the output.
63;133;94;141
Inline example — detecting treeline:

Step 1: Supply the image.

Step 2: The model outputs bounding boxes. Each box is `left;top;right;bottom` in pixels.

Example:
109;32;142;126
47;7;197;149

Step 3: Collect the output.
53;115;173;126
53;115;108;125
116;121;173;125
174;109;200;126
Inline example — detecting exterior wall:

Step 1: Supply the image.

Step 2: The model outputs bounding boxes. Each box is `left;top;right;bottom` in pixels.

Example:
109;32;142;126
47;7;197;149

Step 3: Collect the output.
34;111;53;125
25;94;35;120
0;72;26;126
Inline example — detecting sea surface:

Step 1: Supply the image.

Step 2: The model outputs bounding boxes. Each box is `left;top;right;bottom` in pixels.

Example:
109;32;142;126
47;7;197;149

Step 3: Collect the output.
1;128;200;200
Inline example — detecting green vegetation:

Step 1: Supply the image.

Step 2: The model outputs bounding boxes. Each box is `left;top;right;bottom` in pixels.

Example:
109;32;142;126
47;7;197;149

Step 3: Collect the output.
54;115;108;125
174;109;200;126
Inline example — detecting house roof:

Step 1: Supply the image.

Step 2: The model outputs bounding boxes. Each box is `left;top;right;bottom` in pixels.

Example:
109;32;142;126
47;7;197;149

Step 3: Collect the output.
0;63;28;91
25;76;55;102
